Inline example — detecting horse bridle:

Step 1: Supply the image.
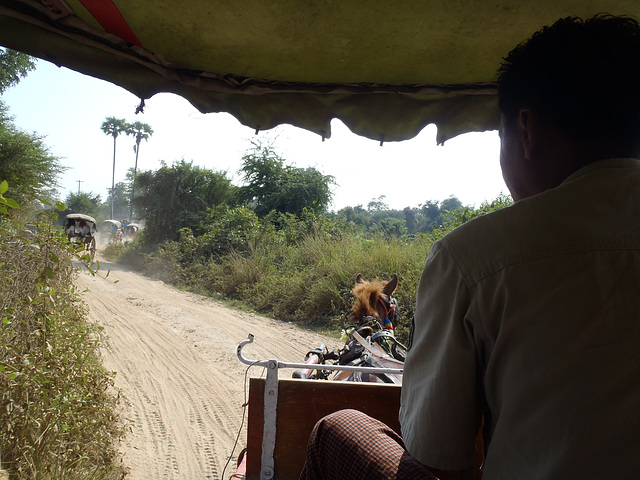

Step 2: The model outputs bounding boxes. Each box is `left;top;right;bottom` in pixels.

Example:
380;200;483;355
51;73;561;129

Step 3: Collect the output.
377;295;398;330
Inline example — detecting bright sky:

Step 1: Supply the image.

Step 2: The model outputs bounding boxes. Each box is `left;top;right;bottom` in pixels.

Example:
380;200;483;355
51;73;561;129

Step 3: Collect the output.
2;59;508;212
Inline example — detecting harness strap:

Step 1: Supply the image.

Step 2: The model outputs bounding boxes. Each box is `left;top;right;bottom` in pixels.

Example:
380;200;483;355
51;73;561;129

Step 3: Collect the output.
378;296;398;330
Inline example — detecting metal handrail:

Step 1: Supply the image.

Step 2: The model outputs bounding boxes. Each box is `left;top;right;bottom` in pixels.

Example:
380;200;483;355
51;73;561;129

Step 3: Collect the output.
236;333;404;375
237;333;403;480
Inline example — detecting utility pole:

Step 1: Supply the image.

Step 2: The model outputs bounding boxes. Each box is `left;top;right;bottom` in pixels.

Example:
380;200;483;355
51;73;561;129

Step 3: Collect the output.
76;180;83;193
129;143;140;221
111;135;116;220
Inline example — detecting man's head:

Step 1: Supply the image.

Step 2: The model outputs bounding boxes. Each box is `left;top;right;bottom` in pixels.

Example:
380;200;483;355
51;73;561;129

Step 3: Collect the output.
497;14;640;200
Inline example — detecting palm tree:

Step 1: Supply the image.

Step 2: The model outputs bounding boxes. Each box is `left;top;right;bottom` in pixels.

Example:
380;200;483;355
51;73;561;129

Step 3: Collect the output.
128;121;153;220
100;116;130;219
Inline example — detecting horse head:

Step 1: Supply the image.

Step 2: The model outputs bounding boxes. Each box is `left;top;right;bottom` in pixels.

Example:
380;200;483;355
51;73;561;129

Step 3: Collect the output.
348;273;399;329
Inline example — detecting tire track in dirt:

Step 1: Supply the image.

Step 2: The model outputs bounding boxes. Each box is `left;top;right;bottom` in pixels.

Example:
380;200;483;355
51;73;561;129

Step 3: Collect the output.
74;251;341;479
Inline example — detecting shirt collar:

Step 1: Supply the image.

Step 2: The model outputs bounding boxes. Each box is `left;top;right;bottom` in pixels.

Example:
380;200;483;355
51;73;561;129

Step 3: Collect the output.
562;157;640;185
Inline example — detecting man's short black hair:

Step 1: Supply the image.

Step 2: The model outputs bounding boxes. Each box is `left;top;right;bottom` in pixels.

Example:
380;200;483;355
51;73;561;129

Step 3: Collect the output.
498;14;640;144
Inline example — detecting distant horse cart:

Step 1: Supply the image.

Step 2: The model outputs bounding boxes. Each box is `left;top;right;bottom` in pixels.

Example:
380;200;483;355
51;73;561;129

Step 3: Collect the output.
123;222;140;240
63;213;97;261
99;219;123;244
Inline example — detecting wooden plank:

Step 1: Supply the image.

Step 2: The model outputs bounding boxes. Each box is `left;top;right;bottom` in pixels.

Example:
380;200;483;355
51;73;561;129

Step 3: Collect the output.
247;378;402;480
246;378;265;480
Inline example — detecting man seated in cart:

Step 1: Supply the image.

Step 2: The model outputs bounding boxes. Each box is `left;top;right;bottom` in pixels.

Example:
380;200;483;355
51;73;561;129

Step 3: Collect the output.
79;221;91;237
300;14;640;480
65;222;75;239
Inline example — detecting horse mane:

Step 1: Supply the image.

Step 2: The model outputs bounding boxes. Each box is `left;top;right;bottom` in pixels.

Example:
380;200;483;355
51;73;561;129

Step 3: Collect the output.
348;274;397;324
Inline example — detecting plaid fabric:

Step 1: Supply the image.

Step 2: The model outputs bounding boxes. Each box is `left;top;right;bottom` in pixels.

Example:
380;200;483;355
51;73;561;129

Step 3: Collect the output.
299;409;438;480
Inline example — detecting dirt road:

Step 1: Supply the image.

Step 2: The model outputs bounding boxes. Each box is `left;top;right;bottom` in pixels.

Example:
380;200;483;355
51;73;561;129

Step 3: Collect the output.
75;250;340;480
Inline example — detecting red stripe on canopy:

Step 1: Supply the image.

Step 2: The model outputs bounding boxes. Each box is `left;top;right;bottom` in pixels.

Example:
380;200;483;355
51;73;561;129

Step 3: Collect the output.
78;0;142;47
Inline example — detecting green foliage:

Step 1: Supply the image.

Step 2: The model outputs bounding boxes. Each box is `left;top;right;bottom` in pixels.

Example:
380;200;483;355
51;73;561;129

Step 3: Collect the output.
133;159;237;245
439;195;464;212
63;191;103;219
216;234;430;340
102;181;131;221
128;121;154;220
337;194;469;236
420;200;441;230
102;232;150;272
0;199;126;479
0;179;19;215
129;121;153;147
440;193;513;229
201;205;267;258
101;117;130;220
99;117;154;221
336;205;371;231
105;193;511;345
0;48;36;94
367;195;389;212
239;141;334;216
100;117;129;140
0;101;64;206
273;208;346;245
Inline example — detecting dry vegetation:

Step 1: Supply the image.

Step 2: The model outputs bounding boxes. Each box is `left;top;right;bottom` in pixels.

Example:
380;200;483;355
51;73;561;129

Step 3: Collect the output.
103;196;512;345
0;211;127;479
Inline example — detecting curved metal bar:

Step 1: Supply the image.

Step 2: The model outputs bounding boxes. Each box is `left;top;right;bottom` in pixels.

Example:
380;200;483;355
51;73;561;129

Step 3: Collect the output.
237;333;403;480
236;334;403;375
237;333;265;366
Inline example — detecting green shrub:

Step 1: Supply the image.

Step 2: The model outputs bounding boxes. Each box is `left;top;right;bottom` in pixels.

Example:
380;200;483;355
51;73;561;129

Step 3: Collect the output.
200;205;268;259
108;195;511;345
200;232;432;343
0;205;126;479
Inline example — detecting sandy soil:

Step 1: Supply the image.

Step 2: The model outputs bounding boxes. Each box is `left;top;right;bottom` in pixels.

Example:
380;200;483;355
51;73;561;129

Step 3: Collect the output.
74;249;341;480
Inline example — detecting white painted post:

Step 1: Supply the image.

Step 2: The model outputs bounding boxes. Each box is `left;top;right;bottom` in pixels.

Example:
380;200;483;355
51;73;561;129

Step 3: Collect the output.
260;359;279;480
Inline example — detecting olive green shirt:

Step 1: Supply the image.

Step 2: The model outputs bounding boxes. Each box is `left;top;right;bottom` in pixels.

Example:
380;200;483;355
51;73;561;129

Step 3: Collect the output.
400;158;640;479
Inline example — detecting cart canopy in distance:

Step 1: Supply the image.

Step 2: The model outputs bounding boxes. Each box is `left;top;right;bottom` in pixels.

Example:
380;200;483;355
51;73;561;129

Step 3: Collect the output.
125;223;140;235
64;213;97;225
100;219;121;230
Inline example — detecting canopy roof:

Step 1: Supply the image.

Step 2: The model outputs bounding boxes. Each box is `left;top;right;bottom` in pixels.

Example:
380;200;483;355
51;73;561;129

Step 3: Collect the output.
101;219;121;227
64;213;96;224
1;1;639;143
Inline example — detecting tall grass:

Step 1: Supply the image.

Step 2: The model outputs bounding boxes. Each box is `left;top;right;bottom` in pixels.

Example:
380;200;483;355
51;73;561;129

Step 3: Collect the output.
108;226;435;343
0;213;126;479
227;235;427;340
105;197;512;344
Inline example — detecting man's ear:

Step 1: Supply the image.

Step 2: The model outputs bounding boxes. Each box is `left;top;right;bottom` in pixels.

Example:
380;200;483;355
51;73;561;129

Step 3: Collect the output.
518;108;534;160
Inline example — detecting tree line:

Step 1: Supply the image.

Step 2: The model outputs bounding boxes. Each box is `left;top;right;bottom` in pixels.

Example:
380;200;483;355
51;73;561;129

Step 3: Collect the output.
64;138;472;246
1;90;484;248
0;48;481;245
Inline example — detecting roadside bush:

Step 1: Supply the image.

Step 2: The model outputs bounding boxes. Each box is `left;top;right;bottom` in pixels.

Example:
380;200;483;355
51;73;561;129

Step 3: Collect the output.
203;232;432;343
273;208;347;245
103;229;163;275
0;202;126;479
200;205;273;259
104;194;511;345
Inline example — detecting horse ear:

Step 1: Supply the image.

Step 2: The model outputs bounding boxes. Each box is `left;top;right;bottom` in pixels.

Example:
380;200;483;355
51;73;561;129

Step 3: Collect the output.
383;273;399;296
369;291;379;308
355;273;365;284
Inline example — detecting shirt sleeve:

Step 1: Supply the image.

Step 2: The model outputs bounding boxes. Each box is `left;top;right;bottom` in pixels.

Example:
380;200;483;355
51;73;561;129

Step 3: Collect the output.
399;239;481;470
